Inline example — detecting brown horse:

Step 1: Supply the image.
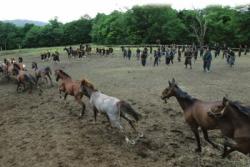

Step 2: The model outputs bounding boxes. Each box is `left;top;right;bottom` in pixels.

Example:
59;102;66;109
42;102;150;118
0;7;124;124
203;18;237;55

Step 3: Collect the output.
13;63;42;94
161;78;222;152
5;60;26;79
208;97;250;157
54;69;85;117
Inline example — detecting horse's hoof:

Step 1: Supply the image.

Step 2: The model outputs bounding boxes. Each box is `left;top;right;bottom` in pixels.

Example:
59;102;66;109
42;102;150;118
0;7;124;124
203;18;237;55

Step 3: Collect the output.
139;132;144;138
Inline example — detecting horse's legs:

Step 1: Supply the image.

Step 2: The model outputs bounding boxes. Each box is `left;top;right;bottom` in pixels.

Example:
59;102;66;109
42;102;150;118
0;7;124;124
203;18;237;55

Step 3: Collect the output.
222;138;236;158
93;106;98;122
121;114;137;132
75;95;85;118
202;128;219;149
46;74;53;86
191;126;201;152
64;93;68;100
16;81;21;92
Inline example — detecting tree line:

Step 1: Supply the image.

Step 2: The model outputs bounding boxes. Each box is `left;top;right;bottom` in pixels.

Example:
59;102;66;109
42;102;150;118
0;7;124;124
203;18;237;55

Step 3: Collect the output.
0;5;249;50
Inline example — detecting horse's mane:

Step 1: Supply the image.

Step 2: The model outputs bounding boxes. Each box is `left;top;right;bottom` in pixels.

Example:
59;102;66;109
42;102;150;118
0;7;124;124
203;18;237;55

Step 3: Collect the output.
229;101;250;118
175;85;197;102
81;79;96;90
59;70;71;78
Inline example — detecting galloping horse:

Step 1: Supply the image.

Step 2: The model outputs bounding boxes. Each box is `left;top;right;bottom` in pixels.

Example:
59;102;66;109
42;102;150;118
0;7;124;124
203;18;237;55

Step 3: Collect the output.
80;79;143;144
32;62;53;86
13;63;42;94
5;60;26;79
161;78;222;152
208;97;250;157
64;47;72;59
54;69;85;117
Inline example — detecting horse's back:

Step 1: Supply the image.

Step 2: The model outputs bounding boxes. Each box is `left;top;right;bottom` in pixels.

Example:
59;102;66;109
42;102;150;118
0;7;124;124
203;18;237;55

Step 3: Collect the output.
191;100;221;129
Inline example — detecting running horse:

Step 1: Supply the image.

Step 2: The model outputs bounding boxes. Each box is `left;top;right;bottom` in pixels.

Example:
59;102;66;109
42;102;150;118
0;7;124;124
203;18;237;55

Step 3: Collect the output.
161;78;222;152
32;62;53;86
80;79;143;144
208;97;250;158
5;59;26;79
13;63;42;94
54;69;85;117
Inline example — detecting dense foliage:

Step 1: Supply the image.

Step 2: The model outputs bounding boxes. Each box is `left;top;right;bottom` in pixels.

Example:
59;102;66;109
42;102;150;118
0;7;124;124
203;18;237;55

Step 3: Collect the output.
0;5;249;50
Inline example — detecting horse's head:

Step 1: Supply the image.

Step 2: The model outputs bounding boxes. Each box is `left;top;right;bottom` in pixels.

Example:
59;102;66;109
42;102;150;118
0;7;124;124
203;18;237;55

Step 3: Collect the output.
161;78;177;103
54;69;61;81
80;78;96;97
32;62;37;69
208;97;229;119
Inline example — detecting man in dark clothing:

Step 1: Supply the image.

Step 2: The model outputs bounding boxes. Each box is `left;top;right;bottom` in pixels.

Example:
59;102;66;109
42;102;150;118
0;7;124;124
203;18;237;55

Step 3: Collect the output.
128;48;132;60
229;49;235;67
141;47;148;66
170;49;175;64
203;48;212;72
123;48;127;59
184;48;192;69
136;48;141;61
150;46;153;54
199;46;204;57
178;47;181;62
244;45;248;55
165;49;171;65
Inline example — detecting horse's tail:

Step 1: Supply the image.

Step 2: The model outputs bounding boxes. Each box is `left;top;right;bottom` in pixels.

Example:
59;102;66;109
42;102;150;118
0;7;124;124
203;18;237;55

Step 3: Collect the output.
118;101;141;122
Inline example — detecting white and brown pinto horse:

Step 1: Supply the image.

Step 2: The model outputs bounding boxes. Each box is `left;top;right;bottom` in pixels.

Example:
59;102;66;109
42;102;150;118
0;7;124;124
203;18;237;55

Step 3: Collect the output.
80;79;143;144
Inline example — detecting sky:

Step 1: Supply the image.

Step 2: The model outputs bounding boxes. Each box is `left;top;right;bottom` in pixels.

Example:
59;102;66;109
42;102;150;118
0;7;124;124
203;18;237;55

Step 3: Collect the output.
0;0;249;23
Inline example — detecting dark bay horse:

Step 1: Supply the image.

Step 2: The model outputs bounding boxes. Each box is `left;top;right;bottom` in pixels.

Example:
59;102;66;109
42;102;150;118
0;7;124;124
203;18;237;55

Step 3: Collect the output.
32;62;53;86
54;69;85;117
13;63;42;94
161;78;222;152
208;97;250;157
80;79;143;144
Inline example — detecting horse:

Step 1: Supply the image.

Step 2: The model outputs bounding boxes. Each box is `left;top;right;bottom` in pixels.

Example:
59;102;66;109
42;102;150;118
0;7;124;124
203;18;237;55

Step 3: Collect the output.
161;78;222;152
64;47;72;59
5;60;26;79
13;63;42;94
54;69;85;117
208;97;250;158
80;79;143;144
32;62;53;87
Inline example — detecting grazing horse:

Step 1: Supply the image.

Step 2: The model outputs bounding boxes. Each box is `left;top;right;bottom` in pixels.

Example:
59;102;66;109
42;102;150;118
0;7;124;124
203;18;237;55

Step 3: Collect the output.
32;62;53;86
208;97;250;158
54;69;85;117
161;78;222;152
13;63;42;94
80;79;143;144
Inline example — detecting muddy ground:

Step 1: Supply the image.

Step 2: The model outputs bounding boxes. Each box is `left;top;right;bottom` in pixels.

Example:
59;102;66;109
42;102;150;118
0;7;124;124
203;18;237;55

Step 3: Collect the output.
0;47;250;167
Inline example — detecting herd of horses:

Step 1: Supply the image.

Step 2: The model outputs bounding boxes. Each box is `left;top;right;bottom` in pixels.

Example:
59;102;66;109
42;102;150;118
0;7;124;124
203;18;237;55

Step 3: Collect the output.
0;47;250;159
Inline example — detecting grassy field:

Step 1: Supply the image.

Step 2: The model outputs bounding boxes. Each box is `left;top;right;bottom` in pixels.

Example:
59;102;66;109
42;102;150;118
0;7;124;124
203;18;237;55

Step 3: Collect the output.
0;46;250;167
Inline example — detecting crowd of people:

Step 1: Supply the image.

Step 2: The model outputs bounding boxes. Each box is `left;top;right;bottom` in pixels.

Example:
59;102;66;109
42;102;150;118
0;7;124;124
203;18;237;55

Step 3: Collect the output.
120;44;248;72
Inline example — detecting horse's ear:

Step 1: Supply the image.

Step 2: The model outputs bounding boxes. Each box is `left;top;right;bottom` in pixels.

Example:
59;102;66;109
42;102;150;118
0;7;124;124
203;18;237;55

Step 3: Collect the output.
172;78;175;84
168;81;171;86
223;97;228;105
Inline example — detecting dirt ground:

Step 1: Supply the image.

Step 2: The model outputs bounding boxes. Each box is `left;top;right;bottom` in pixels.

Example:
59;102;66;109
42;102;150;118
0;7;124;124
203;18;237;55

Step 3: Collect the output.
0;47;250;167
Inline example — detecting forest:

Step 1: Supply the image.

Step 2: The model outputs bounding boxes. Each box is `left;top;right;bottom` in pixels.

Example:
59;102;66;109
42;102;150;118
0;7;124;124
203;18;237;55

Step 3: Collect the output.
0;5;249;50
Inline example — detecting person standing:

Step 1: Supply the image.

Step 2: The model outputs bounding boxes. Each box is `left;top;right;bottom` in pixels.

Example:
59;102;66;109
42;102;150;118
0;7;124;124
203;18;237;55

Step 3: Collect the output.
229;49;235;67
141;47;148;66
178;46;181;62
184;47;192;69
153;49;160;66
136;48;141;61
127;48;132;60
123;48;127;59
203;48;212;72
